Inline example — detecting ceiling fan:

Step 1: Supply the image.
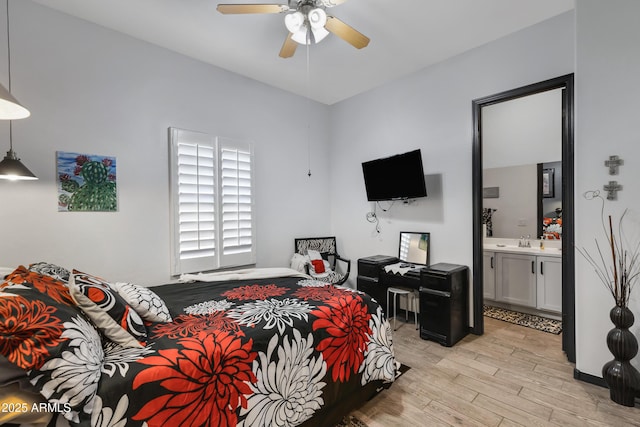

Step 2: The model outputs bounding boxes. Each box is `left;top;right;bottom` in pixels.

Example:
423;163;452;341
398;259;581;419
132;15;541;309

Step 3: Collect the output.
217;0;370;58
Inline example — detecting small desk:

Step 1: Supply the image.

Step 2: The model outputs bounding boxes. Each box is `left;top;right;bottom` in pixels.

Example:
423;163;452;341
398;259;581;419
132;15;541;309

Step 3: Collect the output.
357;256;423;317
379;263;422;291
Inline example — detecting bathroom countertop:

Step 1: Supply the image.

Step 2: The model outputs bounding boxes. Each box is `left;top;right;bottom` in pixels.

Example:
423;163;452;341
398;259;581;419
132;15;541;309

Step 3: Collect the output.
483;238;562;258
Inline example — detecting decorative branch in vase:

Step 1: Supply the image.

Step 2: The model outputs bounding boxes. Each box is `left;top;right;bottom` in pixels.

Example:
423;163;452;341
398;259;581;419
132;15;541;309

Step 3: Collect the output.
578;190;640;406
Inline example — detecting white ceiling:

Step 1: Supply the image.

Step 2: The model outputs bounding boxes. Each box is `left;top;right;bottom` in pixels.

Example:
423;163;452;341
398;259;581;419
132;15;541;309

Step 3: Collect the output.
32;0;574;105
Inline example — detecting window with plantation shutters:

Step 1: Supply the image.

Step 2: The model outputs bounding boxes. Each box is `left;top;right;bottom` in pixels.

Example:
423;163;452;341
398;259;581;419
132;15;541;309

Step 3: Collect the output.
219;138;255;267
169;128;255;276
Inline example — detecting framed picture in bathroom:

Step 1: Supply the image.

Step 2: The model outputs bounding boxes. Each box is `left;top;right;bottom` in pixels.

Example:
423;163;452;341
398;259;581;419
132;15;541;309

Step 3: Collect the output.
542;168;555;198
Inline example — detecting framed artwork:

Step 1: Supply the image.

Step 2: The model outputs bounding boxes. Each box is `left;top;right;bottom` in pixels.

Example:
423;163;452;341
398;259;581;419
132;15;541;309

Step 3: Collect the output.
542;168;555;198
483;186;500;198
57;151;118;212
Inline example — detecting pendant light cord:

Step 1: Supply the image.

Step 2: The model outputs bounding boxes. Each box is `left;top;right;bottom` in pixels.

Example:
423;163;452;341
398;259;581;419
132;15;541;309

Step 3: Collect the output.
0;0;36;179
5;0;11;92
5;0;13;151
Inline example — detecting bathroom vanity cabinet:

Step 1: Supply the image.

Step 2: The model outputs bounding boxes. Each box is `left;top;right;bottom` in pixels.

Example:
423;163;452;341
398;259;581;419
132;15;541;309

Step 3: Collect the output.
483;251;496;300
536;256;562;312
483;248;561;315
496;252;538;307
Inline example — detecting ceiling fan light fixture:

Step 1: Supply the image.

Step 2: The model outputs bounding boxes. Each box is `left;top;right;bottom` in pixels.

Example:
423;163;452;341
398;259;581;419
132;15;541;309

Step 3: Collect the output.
285;11;305;34
311;26;329;43
290;25;328;45
291;27;309;45
308;8;327;29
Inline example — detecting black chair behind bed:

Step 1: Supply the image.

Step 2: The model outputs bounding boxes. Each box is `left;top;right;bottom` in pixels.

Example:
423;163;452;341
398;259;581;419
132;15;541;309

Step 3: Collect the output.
294;236;351;286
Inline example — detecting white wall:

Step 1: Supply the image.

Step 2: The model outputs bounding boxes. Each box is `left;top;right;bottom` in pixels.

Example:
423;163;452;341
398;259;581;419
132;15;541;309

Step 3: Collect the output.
482;88;562;169
0;1;332;285
483;165;538;239
328;11;575;308
575;0;640;376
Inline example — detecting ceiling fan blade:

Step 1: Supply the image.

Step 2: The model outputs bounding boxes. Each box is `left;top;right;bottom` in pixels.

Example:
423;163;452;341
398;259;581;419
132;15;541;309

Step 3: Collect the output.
325;16;370;49
279;33;297;58
217;4;289;14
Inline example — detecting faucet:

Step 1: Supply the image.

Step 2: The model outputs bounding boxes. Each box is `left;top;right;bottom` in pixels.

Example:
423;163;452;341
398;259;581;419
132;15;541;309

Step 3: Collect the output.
518;235;531;248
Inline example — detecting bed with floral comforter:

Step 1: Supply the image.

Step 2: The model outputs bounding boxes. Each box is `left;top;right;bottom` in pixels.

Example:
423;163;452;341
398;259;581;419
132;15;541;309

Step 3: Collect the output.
0;264;398;427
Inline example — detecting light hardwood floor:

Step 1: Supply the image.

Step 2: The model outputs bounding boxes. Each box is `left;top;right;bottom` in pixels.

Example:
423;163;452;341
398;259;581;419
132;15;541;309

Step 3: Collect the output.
351;317;640;426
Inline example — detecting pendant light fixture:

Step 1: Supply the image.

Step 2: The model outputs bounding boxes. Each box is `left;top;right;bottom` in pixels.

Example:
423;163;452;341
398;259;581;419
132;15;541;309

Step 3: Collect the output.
0;122;37;180
0;0;36;181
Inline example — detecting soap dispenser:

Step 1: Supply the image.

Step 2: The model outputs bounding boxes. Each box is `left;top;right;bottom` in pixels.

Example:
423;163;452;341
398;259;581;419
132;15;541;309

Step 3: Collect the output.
539;236;545;250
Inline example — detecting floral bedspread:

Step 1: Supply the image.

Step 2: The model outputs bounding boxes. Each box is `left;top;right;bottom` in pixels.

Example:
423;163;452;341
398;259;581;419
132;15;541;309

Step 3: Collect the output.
94;277;397;427
6;273;390;427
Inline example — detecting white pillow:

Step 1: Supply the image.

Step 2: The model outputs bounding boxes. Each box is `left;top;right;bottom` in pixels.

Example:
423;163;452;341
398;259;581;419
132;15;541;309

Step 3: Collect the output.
290;253;308;273
112;282;172;323
307;249;323;260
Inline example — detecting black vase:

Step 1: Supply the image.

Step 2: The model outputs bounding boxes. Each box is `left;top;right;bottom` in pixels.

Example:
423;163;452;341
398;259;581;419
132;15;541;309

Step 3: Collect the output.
602;306;640;406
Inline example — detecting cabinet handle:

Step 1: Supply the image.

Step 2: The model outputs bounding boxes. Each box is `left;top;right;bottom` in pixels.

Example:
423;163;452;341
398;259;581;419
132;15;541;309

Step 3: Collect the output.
491;256;494;269
540;261;544;275
531;260;535;274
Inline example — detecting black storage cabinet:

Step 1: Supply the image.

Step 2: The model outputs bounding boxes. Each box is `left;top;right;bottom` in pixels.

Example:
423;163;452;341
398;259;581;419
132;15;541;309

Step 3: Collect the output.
357;255;399;310
419;263;469;347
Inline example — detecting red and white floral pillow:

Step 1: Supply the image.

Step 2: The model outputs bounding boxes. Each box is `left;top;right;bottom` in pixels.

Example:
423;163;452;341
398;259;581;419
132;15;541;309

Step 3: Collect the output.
0;268;101;423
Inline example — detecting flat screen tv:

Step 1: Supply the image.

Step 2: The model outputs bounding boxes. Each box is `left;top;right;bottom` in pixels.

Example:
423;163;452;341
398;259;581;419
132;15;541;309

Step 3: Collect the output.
362;149;427;201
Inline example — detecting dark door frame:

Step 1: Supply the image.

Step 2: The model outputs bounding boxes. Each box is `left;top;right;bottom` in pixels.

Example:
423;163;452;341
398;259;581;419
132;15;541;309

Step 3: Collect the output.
471;74;575;362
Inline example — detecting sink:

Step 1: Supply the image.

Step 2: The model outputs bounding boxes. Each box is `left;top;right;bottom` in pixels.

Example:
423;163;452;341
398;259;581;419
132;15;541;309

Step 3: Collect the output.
484;243;561;255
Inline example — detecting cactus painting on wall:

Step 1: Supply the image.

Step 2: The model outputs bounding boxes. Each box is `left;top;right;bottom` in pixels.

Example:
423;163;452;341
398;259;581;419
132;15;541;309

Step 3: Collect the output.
57;151;117;212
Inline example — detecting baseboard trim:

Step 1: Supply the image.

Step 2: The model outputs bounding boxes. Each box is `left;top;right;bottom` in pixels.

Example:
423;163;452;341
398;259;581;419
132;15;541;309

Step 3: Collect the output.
573;368;607;388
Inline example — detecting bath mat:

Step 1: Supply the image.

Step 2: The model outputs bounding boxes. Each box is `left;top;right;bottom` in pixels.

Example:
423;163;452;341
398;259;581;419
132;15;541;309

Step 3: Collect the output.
483;305;562;334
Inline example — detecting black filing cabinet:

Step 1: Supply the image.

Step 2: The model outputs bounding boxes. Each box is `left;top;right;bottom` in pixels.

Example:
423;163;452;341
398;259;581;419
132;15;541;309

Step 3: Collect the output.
357;255;399;310
420;263;469;347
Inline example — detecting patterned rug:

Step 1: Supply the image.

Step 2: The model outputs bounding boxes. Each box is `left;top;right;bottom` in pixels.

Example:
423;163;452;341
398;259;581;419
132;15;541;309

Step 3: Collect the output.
483;305;562;334
335;415;368;427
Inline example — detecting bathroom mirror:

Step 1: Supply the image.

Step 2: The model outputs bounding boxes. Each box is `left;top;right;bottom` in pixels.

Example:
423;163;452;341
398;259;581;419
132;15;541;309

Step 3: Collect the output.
398;232;430;266
483;161;563;240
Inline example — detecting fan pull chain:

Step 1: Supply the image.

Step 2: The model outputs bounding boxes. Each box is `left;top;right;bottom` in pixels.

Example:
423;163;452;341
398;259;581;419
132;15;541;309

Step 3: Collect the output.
306;30;311;177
